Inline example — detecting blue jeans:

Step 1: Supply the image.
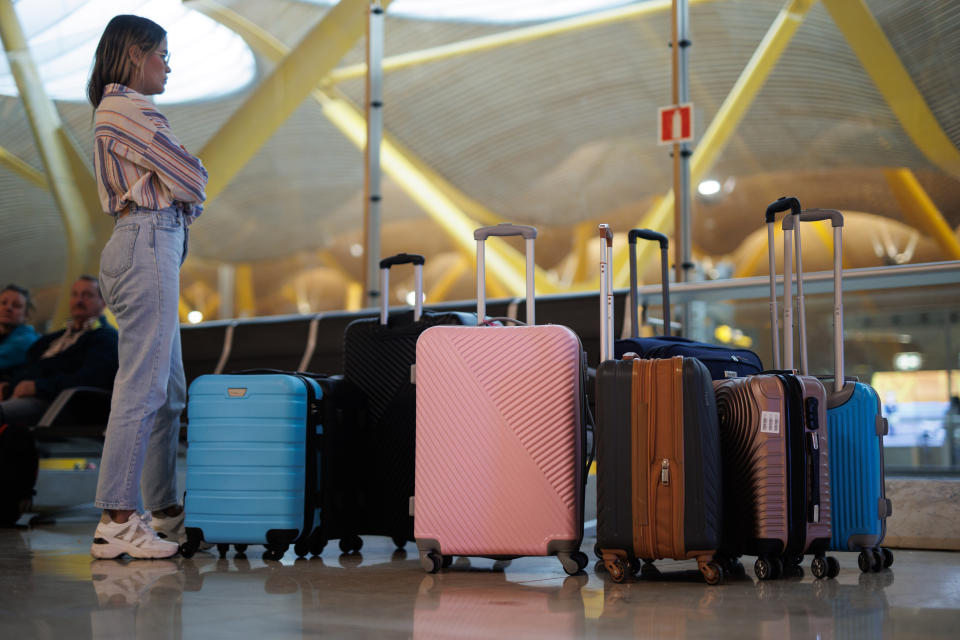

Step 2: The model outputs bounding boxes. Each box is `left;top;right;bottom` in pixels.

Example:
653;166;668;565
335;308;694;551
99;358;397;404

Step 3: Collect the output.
95;206;188;512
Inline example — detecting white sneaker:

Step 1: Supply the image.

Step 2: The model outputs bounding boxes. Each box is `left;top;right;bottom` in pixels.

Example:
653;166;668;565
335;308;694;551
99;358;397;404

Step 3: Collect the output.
151;509;213;550
90;513;180;559
90;559;181;607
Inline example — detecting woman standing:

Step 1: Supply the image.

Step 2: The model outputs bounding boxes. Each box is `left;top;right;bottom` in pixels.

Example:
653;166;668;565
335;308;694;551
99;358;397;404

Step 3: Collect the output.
0;284;38;373
87;15;208;559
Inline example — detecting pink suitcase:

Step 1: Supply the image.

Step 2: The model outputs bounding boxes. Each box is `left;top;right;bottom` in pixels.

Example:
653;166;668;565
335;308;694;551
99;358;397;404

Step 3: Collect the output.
414;223;589;574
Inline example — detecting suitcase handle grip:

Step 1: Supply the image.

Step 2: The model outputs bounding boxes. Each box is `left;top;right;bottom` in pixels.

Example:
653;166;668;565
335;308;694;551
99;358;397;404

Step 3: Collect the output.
629;229;668;248
473;223;537;241
796;209;844;227
764;196;801;223
379;253;425;269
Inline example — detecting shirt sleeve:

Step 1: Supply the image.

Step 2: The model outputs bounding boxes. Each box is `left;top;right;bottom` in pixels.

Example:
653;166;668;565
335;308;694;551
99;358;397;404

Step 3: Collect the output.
141;127;209;206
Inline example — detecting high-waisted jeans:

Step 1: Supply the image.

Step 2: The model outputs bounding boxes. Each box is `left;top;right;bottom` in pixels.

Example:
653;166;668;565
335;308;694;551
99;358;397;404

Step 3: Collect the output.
95;206;188;511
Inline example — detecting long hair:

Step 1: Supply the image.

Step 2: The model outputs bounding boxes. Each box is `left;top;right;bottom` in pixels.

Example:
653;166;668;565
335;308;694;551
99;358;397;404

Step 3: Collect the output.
87;15;166;108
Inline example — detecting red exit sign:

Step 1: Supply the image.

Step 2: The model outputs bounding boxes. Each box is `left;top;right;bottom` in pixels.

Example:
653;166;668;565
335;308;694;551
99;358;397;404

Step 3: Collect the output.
658;103;693;145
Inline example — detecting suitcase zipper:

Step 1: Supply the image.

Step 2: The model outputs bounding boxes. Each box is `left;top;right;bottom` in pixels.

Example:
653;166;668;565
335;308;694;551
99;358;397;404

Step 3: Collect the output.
661;459;670;485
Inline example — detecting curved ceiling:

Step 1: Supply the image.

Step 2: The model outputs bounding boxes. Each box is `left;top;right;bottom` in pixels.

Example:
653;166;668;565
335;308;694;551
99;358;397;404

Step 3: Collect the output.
1;0;958;318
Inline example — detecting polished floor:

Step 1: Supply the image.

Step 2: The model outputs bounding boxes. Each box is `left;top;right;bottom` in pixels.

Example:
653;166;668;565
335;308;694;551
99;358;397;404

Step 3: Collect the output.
2;506;959;639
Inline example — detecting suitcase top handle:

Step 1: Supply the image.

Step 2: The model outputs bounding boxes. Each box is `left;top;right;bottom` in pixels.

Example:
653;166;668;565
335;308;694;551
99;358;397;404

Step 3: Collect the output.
379;253;425;268
627;228;672;339
474;224;537;325
783;209;844;229
764;196;801;223
379;252;424;324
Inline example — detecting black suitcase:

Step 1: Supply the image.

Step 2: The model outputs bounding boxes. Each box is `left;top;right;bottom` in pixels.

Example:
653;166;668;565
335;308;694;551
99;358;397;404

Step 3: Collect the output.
594;225;724;584
342;253;472;549
0;423;37;526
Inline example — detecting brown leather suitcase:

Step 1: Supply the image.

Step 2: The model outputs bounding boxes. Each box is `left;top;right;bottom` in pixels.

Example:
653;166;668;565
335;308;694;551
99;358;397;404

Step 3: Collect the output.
594;226;724;585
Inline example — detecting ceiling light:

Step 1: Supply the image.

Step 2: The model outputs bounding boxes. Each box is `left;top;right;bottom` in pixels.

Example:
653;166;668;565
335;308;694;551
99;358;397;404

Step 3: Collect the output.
698;180;721;197
187;310;203;324
894;352;922;371
350;243;364;257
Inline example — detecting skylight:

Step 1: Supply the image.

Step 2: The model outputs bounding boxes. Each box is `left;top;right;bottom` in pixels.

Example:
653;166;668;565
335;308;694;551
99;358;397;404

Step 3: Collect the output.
308;0;639;23
0;0;256;104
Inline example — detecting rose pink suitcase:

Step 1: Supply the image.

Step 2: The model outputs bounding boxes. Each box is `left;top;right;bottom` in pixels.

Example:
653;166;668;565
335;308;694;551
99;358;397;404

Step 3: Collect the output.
414;223;589;575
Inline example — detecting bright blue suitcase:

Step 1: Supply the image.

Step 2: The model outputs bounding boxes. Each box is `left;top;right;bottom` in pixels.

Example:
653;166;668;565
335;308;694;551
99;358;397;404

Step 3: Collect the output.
182;373;322;561
779;202;893;572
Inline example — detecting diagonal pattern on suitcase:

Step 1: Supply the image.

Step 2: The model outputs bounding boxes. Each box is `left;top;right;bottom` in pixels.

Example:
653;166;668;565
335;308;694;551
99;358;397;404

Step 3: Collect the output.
415;325;580;555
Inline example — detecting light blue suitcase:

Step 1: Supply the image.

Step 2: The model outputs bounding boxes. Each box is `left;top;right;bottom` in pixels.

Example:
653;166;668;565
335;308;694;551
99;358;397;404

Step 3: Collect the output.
782;205;893;572
181;373;322;561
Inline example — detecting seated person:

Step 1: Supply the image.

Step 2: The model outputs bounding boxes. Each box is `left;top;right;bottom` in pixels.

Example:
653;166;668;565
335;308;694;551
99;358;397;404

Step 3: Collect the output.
0;276;118;427
0;284;39;371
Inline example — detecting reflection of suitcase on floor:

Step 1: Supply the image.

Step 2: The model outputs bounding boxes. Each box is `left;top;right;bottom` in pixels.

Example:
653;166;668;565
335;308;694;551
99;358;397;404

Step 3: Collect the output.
712;198;837;581
343;254;472;550
182;372;358;559
780;203;893;571
414;223;590;575
614;228;762;379
593;225;724;585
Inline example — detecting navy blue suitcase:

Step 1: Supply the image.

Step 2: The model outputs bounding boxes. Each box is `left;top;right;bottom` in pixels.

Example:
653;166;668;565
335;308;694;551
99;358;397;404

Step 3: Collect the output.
613;229;762;379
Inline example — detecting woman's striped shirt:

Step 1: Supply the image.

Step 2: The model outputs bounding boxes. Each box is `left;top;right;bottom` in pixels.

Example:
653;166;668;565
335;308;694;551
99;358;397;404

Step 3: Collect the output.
93;83;208;222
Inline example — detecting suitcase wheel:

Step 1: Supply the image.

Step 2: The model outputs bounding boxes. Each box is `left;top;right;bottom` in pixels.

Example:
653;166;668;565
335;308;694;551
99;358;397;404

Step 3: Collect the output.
754;556;782;581
827;556;840;579
421;551;442;573
339;535;363;554
234;544;248;556
811;556;828;580
701;562;724;586
640;561;660;578
263;545;286;562
392;536;407;551
604;557;628;583
217;543;230;559
294;539;310;558
881;548;894;569
310;536;327;556
858;549;879;573
180;528;204;559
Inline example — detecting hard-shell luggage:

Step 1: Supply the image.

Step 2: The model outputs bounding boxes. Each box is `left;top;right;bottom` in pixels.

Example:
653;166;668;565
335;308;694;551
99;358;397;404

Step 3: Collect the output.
778;200;893;571
712;198;838;581
182;371;360;560
613;229;762;379
343;253;472;550
594;225;725;585
414;223;590;575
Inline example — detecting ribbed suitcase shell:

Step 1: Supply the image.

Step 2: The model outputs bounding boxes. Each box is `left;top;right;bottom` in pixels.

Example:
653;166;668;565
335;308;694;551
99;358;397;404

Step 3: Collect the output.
185;374;318;545
713;373;832;567
414;324;585;564
343;310;471;546
595;356;723;583
828;381;889;551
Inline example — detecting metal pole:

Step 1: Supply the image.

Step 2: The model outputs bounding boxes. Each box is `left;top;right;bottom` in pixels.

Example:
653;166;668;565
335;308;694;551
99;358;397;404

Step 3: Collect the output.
671;0;693;334
363;1;384;308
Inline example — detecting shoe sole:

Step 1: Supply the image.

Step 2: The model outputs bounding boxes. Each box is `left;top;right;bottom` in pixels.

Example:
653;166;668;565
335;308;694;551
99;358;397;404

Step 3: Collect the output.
90;539;180;560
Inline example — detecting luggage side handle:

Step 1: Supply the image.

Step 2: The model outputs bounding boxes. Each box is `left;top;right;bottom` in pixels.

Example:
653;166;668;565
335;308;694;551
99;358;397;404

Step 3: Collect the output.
474;223;537;326
379;253;425;325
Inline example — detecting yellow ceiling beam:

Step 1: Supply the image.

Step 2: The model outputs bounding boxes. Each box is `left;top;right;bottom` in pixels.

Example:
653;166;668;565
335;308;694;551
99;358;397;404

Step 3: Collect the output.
192;0;389;201
192;0;553;296
0;0;108;325
327;0;716;84
0;144;46;188
234;262;256;318
885;168;960;260
615;0;817;287
822;0;960;180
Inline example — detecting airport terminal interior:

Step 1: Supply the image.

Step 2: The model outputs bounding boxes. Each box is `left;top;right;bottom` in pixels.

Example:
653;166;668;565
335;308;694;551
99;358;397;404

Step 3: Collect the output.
1;0;959;637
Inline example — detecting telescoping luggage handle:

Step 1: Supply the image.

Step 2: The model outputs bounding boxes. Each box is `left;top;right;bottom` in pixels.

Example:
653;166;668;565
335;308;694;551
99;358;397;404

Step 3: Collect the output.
765;196;802;371
379;253;424;325
782;209;846;394
627;229;672;339
598;224;614;361
474;223;537;326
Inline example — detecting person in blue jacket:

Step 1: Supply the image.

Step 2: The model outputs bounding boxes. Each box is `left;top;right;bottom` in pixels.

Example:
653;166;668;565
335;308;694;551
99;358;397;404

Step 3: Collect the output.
0;284;38;372
0;276;118;427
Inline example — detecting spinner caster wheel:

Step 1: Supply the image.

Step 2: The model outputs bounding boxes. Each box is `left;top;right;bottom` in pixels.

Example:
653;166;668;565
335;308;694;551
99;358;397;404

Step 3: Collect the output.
217;543;230;559
392;536;407;550
858;550;876;573
606;557;627;583
702;562;724;586
339;535;363;553
826;556;840;579
881;548;894;569
811;556;828;580
421;551;442;574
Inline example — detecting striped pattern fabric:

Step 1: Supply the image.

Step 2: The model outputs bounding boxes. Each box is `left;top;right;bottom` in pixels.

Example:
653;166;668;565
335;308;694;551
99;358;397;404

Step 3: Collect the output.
93;84;207;221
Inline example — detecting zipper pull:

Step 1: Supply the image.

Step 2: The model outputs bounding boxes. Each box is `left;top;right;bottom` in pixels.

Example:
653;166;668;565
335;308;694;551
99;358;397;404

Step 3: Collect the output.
661;459;670;486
